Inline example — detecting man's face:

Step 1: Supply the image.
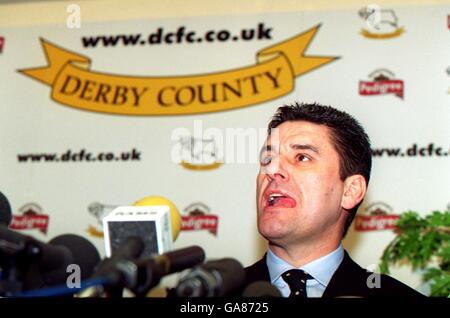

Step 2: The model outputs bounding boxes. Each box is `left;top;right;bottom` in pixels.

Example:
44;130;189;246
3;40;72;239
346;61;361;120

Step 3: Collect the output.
256;120;347;246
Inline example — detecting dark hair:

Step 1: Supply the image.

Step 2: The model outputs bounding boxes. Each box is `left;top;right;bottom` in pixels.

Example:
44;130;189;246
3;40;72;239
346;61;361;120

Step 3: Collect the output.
268;102;372;237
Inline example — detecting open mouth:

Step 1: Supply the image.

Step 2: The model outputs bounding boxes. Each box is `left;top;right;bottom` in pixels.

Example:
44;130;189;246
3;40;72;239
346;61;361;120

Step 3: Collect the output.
265;191;296;208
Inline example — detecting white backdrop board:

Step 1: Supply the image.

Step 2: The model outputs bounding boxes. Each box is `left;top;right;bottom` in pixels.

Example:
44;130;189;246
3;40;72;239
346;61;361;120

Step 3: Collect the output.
1;4;449;293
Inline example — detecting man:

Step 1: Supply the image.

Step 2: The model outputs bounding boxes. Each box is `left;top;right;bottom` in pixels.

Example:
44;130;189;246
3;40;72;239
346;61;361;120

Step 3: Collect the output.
245;102;422;297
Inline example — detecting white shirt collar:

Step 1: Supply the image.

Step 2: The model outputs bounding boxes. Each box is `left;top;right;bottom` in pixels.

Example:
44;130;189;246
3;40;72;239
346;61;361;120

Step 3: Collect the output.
266;243;344;288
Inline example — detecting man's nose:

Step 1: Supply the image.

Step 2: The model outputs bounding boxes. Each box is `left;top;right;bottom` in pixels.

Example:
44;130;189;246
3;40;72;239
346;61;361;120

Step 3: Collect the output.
266;157;289;182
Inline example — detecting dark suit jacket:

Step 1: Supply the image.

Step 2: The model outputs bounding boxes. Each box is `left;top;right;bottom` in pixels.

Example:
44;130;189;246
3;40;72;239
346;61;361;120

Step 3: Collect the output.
244;250;424;297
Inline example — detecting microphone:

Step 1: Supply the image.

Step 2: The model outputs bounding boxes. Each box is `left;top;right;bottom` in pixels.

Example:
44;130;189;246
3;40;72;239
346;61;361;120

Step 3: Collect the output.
133;196;181;241
175;258;245;297
102;196;182;258
0;191;12;226
92;236;144;285
0;226;72;295
127;245;205;297
80;236;144;297
82;244;204;297
42;234;101;286
241;281;282;297
0;226;73;273
0;227;101;295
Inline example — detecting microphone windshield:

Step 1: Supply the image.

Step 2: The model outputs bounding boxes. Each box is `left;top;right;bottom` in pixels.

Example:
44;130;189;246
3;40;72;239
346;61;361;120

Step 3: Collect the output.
0;191;12;226
48;234;101;280
204;258;245;296
176;258;245;297
133;196;181;241
41;234;101;287
154;245;205;274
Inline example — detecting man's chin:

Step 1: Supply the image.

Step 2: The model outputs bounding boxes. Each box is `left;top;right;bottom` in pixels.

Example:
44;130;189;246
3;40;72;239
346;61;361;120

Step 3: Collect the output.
257;224;290;243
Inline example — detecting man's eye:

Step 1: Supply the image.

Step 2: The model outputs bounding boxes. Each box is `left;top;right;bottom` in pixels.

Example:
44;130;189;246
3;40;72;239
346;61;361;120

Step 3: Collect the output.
296;154;310;162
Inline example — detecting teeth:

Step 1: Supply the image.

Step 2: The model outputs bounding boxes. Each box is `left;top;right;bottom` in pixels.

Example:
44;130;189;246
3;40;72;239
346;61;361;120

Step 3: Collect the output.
268;193;285;205
269;193;284;199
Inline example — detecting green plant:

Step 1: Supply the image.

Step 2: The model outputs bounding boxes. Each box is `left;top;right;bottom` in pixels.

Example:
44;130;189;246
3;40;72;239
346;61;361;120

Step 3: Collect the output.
380;210;450;297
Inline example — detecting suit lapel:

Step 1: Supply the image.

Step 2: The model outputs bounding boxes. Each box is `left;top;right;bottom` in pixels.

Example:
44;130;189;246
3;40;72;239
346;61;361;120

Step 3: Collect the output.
244;254;271;285
322;250;368;298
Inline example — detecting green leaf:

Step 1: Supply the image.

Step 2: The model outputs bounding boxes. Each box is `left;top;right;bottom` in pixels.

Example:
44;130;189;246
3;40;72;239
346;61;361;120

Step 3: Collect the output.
379;210;450;296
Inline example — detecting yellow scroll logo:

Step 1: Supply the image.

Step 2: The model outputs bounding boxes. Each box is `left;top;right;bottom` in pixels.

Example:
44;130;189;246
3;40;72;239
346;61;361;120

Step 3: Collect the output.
20;25;337;116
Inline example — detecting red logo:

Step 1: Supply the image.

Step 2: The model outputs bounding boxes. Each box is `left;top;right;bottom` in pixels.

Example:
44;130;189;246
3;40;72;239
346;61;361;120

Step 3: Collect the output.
10;203;50;234
359;69;404;99
181;202;219;236
448;15;450;29
0;37;4;53
354;202;400;232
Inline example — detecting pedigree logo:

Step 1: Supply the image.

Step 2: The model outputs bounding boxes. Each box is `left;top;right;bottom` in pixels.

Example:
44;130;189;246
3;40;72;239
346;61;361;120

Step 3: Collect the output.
359;69;404;99
19;25;337;116
181;202;219;236
354;202;400;232
358;5;405;39
10;203;50;234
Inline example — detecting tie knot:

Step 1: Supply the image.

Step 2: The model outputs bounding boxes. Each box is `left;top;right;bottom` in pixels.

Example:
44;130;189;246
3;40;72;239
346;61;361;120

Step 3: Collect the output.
282;269;312;282
282;269;312;298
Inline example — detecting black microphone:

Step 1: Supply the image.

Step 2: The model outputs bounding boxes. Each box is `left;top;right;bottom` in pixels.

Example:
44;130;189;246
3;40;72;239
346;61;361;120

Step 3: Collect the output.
0;224;59;295
128;245;205;297
242;281;282;297
77;236;144;297
0;227;101;295
91;236;144;287
0;191;12;226
0;226;73;274
175;258;245;297
42;234;101;287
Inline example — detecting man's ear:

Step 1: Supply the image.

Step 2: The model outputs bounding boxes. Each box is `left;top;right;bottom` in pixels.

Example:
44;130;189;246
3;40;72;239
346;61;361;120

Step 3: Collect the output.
341;175;367;210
